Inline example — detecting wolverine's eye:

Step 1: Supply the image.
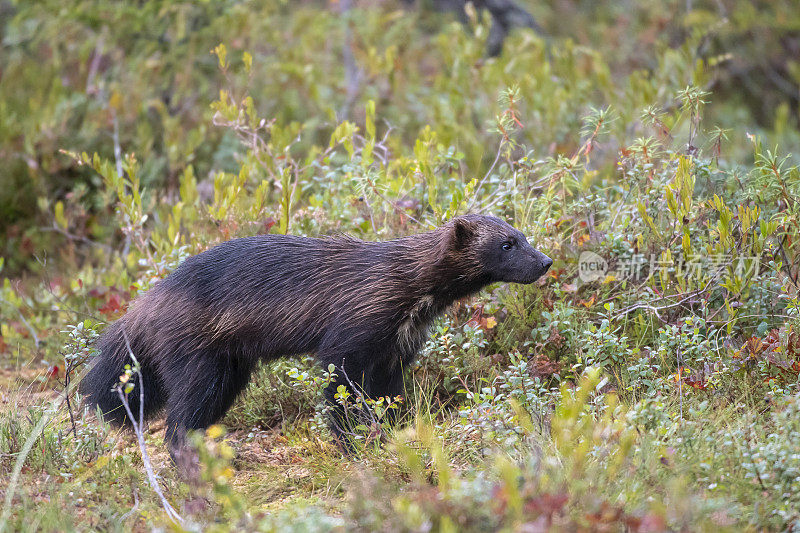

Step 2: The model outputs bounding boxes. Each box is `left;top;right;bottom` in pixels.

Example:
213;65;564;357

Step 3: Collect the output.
501;241;514;251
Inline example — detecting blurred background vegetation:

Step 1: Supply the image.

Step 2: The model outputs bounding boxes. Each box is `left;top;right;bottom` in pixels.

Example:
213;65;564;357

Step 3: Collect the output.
1;0;800;531
2;0;799;274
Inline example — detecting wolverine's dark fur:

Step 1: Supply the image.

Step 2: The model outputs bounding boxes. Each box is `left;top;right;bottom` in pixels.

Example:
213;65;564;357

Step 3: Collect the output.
81;215;552;456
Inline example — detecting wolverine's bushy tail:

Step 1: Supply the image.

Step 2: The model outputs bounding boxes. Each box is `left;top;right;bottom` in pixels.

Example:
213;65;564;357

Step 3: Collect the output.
80;322;166;426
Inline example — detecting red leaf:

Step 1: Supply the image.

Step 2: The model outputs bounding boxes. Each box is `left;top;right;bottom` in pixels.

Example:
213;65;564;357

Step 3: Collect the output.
262;217;277;234
524;492;568;516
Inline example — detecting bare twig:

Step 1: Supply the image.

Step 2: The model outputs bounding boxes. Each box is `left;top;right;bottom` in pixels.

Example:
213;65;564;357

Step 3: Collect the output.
361;194;378;233
118;488;140;524
117;332;184;526
39;223;113;251
85;31;106;93
112;111;123;180
468;141;505;211
365;177;428;227
336;360;379;429
677;347;684;422
64;357;79;439
338;0;362;119
612;279;716;322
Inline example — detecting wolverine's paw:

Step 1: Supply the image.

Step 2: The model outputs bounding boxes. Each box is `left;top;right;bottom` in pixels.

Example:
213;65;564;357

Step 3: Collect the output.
170;444;201;484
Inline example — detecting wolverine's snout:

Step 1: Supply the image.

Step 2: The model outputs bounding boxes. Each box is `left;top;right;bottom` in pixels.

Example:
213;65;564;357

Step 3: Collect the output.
524;249;552;283
540;253;553;273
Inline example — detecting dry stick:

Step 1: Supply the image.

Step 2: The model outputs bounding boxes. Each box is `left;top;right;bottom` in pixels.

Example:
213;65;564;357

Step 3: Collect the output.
361;193;378;234
613;280;716;322
337;362;377;428
115;382;183;525
38;223;113;251
118;489;140;524
677;346;684;422
85;32;105;93
365;177;428;228
468;141;505;211
64;355;79;439
118;333;184;526
608;185;635;230
111;108;123;181
338;0;361;119
353;132;393;167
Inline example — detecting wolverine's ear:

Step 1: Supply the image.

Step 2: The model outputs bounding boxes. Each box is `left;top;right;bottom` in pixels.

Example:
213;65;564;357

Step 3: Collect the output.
451;217;475;249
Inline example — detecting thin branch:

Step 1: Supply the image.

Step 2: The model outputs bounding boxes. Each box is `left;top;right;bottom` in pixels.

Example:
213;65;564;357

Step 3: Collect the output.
64;356;79;439
118;488;140;524
338;0;362;119
112;110;123;179
612;287;707;322
85;31;106;93
468;141;505;211
117;332;184;526
365;177;428;227
336;361;378;429
39;223;113;251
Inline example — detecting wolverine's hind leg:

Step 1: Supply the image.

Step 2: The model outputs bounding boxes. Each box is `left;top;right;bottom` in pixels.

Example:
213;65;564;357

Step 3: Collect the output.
161;349;255;472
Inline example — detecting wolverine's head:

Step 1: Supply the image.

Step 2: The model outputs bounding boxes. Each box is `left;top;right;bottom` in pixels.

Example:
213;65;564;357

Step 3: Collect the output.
447;214;553;285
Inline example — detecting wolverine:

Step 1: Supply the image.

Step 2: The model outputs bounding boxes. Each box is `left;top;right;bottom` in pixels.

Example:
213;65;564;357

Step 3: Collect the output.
81;214;552;457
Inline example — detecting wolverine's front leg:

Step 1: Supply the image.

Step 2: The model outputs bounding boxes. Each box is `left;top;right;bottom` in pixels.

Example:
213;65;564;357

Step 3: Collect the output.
318;326;409;451
364;359;405;428
319;356;371;453
317;333;372;452
320;358;406;454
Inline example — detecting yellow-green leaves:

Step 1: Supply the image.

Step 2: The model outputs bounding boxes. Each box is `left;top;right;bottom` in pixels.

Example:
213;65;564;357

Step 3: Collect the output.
362;100;376;167
330;120;358;158
711;193;732;249
638;201;662;241
53;201;67;230
212;43;227;70
242;51;252;74
552;367;635;481
208;165;250;223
